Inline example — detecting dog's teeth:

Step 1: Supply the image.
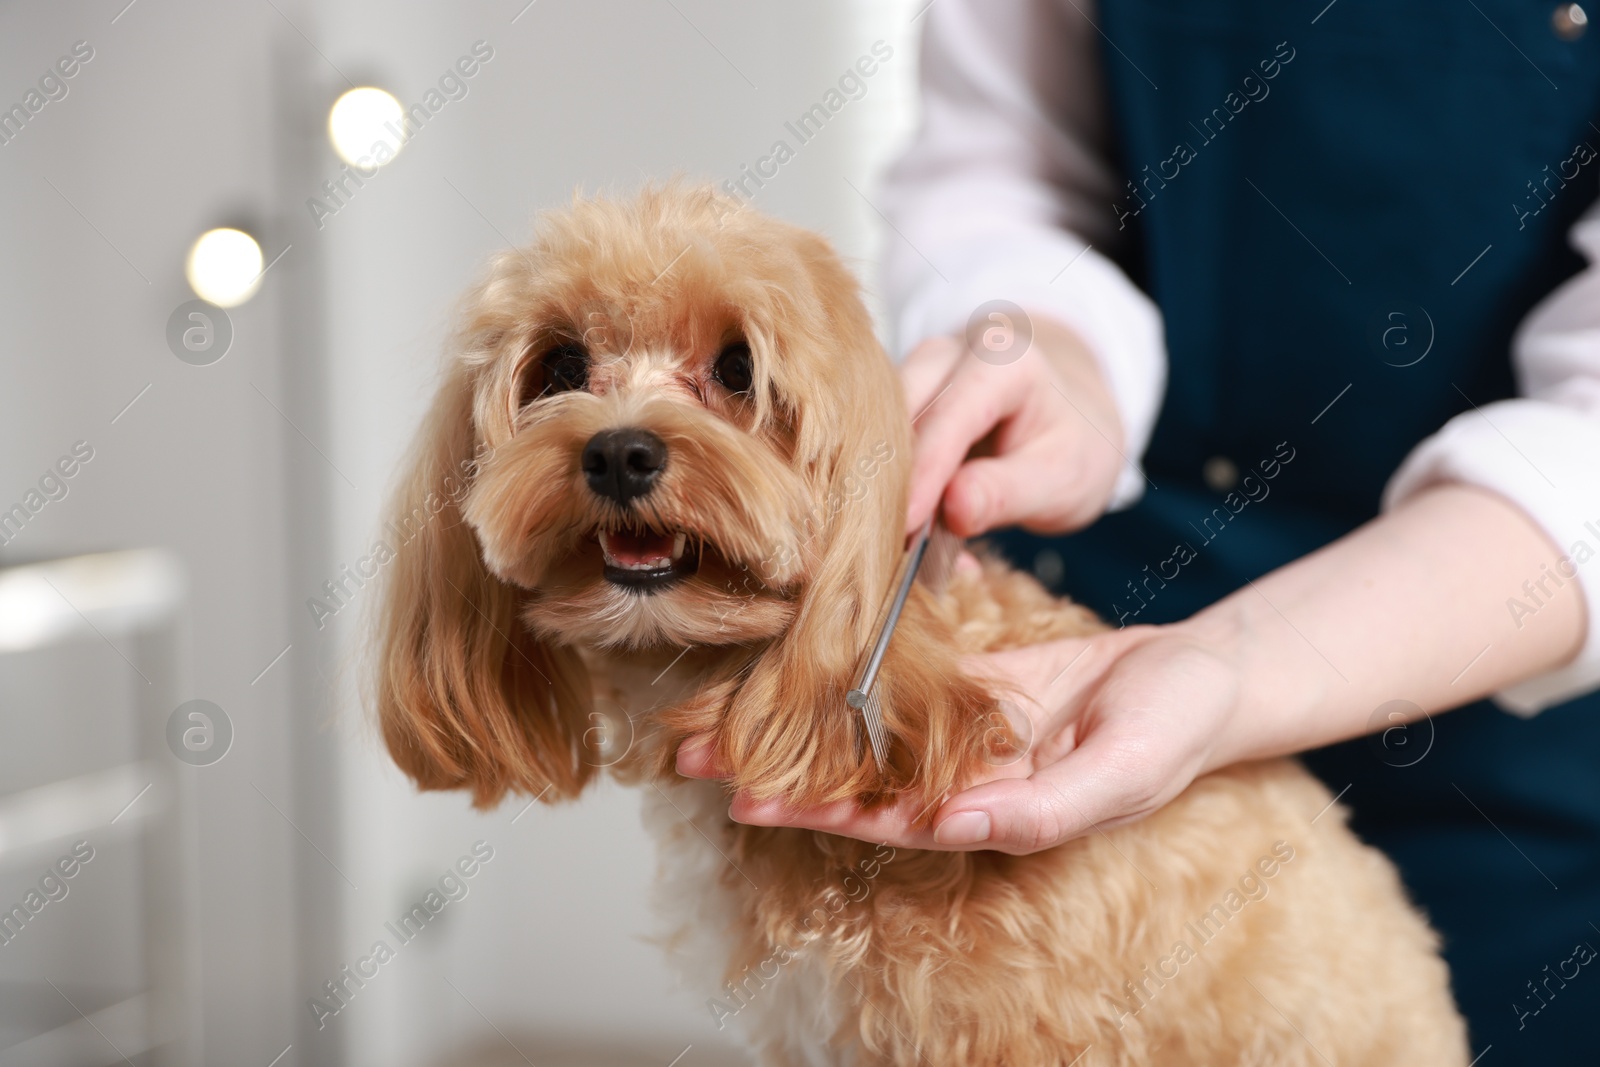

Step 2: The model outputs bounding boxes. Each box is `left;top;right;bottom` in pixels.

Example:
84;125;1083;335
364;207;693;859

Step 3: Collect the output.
597;528;684;573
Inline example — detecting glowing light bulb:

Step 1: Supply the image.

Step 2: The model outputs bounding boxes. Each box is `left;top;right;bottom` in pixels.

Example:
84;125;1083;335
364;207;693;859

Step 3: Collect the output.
328;87;405;167
185;228;264;308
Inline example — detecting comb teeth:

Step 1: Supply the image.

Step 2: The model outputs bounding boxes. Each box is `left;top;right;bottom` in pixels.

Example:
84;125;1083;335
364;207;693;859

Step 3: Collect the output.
859;686;889;774
846;519;934;779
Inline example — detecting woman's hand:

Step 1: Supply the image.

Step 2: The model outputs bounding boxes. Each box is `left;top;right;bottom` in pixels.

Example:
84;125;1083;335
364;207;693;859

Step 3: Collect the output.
676;621;1247;855
902;316;1126;538
676;297;1591;855
676;483;1590;853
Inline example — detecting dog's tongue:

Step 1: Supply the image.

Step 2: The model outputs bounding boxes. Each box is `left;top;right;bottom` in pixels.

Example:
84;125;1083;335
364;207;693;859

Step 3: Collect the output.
605;529;675;566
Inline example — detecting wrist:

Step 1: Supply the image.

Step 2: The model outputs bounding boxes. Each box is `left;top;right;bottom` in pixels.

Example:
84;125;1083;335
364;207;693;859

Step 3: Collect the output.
1172;592;1329;772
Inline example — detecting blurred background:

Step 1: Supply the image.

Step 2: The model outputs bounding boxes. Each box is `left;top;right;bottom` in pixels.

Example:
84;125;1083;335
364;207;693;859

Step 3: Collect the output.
0;2;922;1064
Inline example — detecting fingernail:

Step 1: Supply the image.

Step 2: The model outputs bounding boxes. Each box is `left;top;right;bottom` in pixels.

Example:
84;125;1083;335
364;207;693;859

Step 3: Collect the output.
933;810;991;845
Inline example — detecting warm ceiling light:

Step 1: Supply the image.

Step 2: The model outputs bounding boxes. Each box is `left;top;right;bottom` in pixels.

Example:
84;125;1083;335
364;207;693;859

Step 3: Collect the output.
185;228;264;308
328;86;404;167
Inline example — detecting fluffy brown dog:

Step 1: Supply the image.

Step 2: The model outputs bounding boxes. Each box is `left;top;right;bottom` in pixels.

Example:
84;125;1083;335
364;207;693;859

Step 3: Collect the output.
374;186;1469;1065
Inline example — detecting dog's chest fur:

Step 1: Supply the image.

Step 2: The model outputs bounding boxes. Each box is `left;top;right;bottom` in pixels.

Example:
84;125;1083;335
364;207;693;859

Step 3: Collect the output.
642;778;853;1066
587;569;1469;1067
589;646;855;1063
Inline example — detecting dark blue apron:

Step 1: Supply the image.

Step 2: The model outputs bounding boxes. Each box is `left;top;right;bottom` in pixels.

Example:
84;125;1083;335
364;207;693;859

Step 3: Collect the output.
990;0;1600;1055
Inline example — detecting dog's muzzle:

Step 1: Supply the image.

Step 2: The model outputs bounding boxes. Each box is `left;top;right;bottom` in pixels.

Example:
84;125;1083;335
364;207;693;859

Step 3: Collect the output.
581;427;699;591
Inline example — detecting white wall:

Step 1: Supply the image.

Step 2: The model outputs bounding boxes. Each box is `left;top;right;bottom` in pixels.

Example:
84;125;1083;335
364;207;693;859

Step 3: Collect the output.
0;2;313;1063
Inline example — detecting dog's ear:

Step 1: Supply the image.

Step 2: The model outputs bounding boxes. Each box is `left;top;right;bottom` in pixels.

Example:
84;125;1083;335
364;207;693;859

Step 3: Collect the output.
374;365;595;808
663;231;1003;811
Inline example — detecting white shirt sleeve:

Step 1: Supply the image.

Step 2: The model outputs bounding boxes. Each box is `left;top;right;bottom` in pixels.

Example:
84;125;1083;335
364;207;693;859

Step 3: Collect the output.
1384;199;1600;715
885;1;1598;711
878;0;1166;511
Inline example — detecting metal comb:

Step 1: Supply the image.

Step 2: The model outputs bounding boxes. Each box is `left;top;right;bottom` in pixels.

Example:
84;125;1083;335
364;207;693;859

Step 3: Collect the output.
847;517;938;773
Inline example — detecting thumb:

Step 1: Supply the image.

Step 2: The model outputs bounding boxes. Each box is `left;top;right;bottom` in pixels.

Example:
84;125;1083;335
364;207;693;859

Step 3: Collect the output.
931;775;1084;853
941;436;1104;538
931;732;1140;853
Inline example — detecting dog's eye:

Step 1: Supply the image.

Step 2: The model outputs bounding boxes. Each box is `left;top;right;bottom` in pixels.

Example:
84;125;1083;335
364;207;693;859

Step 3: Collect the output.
522;343;589;405
712;341;753;395
545;345;590;392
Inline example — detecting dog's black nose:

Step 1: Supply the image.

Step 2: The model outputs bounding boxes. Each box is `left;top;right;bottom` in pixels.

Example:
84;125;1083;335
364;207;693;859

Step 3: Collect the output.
582;428;667;504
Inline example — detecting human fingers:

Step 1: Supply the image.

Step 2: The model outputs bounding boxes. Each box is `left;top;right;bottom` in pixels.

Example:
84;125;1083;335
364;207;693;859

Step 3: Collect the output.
899;334;966;422
940;429;1119;538
905;356;1031;534
713;644;1105;851
929;724;1168;853
675;736;728;778
933;634;1232;853
728;792;945;850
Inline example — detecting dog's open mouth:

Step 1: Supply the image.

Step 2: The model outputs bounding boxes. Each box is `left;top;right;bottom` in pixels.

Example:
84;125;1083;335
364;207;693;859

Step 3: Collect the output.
598;527;700;591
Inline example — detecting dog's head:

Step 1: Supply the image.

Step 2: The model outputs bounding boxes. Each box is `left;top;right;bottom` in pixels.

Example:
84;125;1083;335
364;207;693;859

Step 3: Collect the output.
376;186;1000;810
